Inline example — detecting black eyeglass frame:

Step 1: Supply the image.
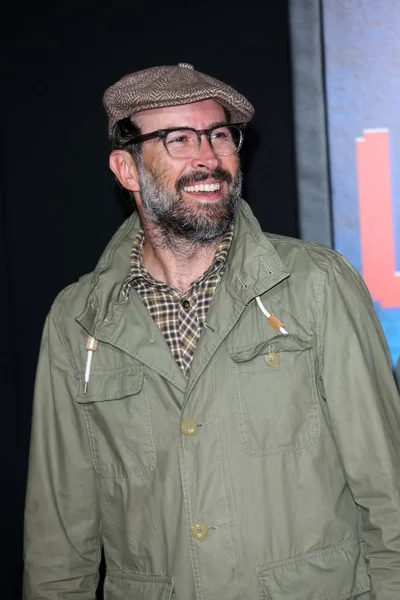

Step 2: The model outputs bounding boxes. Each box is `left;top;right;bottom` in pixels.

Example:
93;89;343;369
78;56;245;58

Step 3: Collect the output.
122;122;247;157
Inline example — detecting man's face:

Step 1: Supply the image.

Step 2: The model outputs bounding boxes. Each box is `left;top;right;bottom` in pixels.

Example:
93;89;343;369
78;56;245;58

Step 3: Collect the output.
133;99;243;244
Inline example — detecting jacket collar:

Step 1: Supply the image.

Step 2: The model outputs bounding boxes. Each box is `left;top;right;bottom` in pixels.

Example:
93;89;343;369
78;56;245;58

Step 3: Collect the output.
222;200;290;305
75;200;290;337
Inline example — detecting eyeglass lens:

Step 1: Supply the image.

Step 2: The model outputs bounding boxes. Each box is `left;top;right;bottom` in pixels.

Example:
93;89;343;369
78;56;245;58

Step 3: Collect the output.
165;125;242;158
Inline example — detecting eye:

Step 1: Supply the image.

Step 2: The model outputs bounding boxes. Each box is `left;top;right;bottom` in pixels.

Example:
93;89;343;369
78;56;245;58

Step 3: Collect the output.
167;132;191;145
211;127;231;141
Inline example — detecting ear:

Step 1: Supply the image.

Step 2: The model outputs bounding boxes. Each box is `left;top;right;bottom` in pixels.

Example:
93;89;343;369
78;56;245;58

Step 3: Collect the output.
109;150;140;192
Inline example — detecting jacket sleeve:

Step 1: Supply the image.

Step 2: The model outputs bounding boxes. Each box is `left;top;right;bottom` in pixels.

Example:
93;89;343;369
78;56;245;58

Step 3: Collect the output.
320;253;400;600
23;309;101;599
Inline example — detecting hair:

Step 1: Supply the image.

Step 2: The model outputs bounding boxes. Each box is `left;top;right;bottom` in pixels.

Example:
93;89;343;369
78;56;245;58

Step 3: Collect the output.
109;117;143;209
110;117;143;163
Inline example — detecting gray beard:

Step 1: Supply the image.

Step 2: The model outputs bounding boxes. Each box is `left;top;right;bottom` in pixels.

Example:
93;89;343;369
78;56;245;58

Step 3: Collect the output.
137;163;243;249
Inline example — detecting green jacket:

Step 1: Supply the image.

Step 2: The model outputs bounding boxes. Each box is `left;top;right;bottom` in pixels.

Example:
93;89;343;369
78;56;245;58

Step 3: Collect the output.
23;201;400;600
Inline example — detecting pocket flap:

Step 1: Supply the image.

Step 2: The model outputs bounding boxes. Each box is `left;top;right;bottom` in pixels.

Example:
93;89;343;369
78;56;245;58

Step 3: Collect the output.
255;538;370;600
105;572;174;600
76;365;143;403
229;334;312;363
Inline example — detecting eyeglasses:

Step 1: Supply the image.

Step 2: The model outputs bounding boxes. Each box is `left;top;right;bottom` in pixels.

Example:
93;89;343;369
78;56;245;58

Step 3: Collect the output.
122;123;246;159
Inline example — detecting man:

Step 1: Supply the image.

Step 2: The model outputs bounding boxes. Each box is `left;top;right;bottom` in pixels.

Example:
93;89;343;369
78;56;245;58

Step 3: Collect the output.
23;63;400;600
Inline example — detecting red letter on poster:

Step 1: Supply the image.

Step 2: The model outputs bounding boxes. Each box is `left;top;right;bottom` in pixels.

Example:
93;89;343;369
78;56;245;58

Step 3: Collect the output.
356;129;400;308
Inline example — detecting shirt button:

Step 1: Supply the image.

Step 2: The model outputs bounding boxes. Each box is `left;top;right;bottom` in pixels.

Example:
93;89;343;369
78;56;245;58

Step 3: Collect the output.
181;419;198;436
265;352;280;367
181;299;191;311
191;522;208;540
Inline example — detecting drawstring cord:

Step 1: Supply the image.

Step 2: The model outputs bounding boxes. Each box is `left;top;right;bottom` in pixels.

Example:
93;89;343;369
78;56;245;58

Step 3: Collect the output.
255;296;288;335
84;336;98;394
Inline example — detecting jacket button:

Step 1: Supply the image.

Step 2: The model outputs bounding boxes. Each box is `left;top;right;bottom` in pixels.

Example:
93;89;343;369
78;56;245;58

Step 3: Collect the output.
181;419;197;436
191;522;208;540
265;351;280;367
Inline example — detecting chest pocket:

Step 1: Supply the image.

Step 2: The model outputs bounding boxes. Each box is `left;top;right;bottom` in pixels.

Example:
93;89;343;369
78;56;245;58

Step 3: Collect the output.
76;365;156;479
229;334;320;456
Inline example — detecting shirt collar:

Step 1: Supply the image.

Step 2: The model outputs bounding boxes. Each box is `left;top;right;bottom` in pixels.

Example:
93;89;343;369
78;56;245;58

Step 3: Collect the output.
122;222;234;297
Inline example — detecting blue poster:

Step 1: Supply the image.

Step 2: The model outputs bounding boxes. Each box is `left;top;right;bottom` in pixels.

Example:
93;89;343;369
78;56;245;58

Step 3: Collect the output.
323;0;400;381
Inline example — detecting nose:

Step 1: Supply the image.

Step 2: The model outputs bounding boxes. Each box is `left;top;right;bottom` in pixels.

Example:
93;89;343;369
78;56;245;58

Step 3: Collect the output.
190;135;220;171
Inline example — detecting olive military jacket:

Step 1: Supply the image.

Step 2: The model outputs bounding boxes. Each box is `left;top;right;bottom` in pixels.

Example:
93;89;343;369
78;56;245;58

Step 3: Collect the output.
23;201;400;600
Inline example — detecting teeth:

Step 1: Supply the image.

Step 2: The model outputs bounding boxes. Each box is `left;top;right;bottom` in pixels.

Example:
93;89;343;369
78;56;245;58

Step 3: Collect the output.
183;183;221;193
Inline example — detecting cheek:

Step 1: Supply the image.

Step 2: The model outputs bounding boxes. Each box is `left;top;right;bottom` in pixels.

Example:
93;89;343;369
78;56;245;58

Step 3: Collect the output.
144;157;178;188
222;155;240;179
164;161;195;189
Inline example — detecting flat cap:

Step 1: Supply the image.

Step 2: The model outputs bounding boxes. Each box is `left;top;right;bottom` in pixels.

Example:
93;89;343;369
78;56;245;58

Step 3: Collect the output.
103;62;254;136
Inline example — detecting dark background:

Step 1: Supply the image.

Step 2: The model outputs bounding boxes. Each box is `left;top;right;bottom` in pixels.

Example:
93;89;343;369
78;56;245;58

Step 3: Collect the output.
1;1;298;597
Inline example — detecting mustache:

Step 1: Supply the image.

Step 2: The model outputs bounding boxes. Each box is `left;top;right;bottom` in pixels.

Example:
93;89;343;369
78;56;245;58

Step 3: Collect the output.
176;167;233;192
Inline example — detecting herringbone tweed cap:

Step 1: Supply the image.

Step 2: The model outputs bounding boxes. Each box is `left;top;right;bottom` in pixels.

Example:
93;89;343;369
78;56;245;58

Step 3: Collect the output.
103;62;254;136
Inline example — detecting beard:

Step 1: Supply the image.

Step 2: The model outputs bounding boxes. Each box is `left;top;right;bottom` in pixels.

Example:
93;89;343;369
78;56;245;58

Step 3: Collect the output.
136;162;243;247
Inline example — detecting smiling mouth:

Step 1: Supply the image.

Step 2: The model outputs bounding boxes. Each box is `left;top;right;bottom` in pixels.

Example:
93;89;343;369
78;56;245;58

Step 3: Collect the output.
183;183;221;193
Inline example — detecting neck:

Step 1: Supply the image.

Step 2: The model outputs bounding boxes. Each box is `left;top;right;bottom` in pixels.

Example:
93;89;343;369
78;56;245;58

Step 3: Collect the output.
140;221;222;293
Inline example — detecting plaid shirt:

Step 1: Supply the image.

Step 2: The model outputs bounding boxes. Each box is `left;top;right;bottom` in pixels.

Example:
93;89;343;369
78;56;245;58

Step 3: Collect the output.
122;226;233;377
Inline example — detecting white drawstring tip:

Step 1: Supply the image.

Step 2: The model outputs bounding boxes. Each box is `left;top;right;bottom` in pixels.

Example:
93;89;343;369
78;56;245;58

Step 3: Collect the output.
84;336;98;394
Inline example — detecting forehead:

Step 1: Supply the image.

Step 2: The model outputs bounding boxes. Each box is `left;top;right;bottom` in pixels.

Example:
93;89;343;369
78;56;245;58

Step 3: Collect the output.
134;99;227;132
